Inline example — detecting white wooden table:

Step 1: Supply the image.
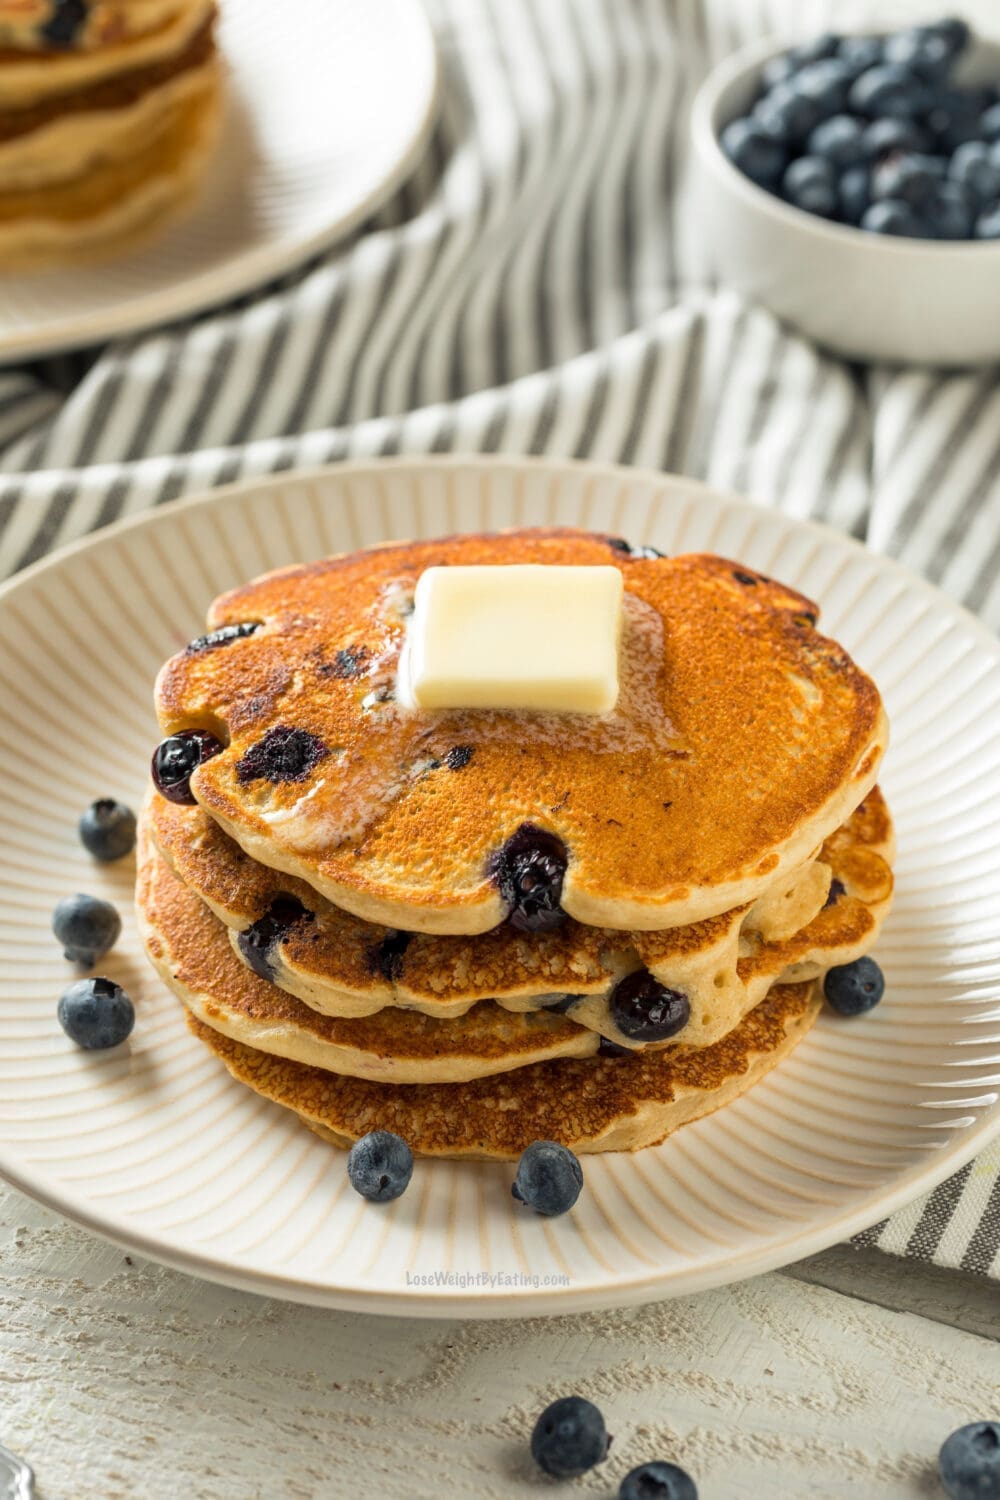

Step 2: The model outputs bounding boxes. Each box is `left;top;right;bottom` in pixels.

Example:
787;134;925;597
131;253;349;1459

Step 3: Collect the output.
2;1182;997;1500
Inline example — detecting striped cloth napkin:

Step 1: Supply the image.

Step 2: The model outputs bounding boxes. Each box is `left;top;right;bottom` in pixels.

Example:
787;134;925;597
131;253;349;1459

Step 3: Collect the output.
0;0;997;1275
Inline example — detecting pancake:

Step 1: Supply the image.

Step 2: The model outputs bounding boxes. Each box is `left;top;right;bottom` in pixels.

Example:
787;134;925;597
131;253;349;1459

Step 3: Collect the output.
137;834;606;1084
0;59;219;266
155;531;887;936
184;980;823;1158
144;785;893;1049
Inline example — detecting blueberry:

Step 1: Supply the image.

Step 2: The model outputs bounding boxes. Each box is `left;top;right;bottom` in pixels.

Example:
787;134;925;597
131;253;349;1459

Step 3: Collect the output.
974;205;1000;238
52;894;121;966
237;897;312;981
512;1140;583;1217
720;118;787;186
620;1461;699;1500
927;17;970;59
849;64;925;119
949;141;1000;202
930;181;975;238
981;102;1000;143
807;114;867;166
492;824;567;932
40;0;87;46
823;877;846;908
926;89;983;151
794;59;854;116
611;970;690;1041
839;166;871;223
755;82;823;144
368;929;413;983
235;725;329;785
823;956;885;1014
760;53;796;92
78;799;136;862
862;117;929;159
872;153;943;207
838;35;884;76
939;1422;1000;1500
186;621;260;653
530;1396;609;1479
58;977;134;1050
860;199;925;236
883;26;954;82
151;729;224;805
346;1131;413;1202
782;155;839;217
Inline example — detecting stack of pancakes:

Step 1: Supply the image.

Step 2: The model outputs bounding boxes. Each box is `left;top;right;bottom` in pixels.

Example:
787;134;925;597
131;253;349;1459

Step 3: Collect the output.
137;529;893;1159
0;0;221;267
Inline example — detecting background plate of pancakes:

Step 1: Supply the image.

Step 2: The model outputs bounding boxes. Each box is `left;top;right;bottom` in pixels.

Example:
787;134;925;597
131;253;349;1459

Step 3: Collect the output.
0;0;439;362
0;456;998;1316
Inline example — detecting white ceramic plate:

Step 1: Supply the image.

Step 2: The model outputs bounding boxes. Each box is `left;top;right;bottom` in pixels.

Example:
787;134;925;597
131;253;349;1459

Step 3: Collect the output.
1;457;998;1317
0;0;439;364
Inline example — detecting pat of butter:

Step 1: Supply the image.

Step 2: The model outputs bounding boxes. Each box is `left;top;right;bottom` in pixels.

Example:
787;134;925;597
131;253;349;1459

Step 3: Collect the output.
400;564;623;714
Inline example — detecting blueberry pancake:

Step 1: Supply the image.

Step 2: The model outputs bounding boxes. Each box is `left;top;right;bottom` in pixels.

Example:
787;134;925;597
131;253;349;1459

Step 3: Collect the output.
155;530;888;936
0;0;220;265
144;786;893;1051
185;980;823;1158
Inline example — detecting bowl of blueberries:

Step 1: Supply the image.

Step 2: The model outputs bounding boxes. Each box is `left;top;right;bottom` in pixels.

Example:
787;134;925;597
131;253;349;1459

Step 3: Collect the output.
691;17;1000;364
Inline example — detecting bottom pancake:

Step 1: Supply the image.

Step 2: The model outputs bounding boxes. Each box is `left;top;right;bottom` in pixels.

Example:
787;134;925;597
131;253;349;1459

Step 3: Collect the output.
185;980;822;1158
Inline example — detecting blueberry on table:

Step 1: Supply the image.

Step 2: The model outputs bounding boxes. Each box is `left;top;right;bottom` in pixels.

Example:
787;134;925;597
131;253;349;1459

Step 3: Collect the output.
512;1140;583;1217
58;978;134;1050
824;956;885;1014
838;34;884;77
860;199;925;236
782;155;839;217
939;1421;1000;1500
720;118;787;186
807;113;867;166
949;141;1000;202
151;729;224;805
346;1131;413;1202
620;1461;699;1500
839;165;871;224
52;894;121;966
530;1396;609;1479
849;64;925;119
862;116;929;159
78;799;136;861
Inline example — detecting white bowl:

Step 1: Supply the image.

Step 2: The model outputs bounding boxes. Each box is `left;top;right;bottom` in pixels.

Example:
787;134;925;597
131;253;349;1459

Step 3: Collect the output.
691;34;1000;365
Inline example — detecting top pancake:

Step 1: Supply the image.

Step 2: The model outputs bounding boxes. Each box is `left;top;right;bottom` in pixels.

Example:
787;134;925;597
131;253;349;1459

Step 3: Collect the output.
156;529;888;935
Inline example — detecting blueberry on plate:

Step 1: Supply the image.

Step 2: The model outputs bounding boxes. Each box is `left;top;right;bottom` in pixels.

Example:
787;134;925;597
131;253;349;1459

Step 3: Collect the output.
838;34;884;77
824;956;885;1014
862;116;929;159
620;1461;699;1500
78;799;136;862
860;199;925;236
939;1421;1000;1500
346;1130;413;1202
848;63;925;119
58;977;134;1050
883;25;954;82
720;118;787;186
839;165;871;224
52;893;121;965
974;205;1000;239
807;113;867;166
871;152;943;207
512;1140;583;1217
151;729;224;805
530;1396;609;1479
782;155;839;217
949;141;1000;202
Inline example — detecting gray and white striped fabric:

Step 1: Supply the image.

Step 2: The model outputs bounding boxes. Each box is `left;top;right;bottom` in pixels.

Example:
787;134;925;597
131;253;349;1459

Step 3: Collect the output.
2;0;999;1275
